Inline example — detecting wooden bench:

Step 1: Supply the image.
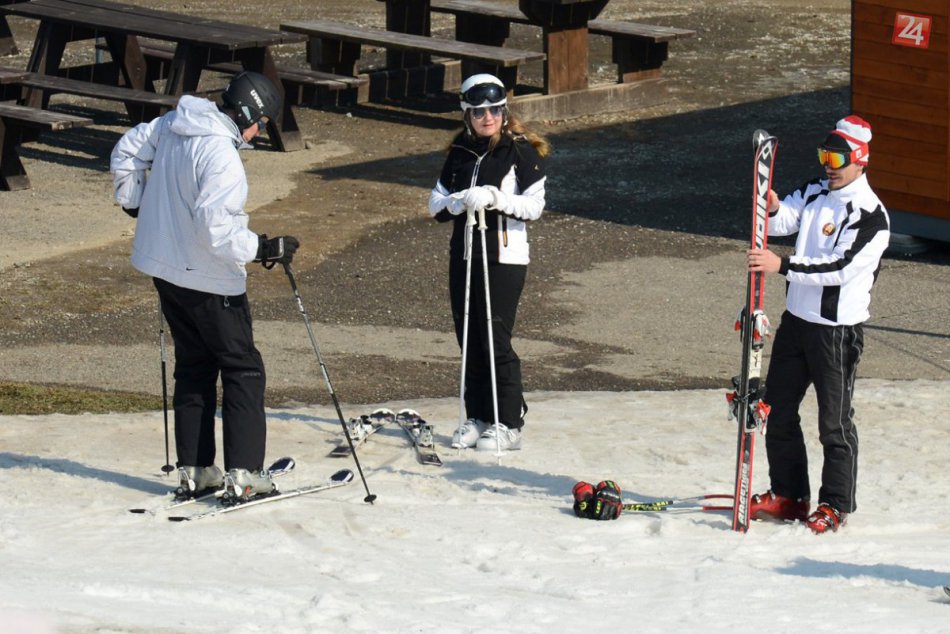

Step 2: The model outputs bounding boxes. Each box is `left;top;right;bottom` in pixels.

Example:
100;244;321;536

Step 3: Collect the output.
0;101;92;190
95;40;367;106
431;0;697;82
11;70;181;123
280;19;546;93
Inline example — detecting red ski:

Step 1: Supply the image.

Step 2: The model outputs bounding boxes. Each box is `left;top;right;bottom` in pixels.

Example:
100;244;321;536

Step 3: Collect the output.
728;130;777;532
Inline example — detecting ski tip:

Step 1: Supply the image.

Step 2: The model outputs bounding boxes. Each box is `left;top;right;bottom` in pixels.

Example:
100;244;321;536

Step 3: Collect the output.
752;129;771;147
269;456;295;473
396;408;420;419
331;469;355;483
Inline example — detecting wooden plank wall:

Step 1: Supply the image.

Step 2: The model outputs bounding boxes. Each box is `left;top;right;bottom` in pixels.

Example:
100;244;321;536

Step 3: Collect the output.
852;0;950;220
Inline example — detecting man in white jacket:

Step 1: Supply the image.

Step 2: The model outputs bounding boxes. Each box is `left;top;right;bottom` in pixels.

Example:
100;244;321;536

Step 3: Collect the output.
745;115;890;534
111;72;299;500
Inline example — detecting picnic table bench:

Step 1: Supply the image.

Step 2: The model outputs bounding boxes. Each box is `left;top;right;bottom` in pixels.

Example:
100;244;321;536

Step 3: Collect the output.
0;99;92;190
431;0;697;84
98;40;367;107
6;68;182;122
280;18;545;94
0;0;309;151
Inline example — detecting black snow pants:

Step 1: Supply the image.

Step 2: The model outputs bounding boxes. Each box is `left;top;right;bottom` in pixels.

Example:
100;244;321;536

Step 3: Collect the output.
154;278;266;472
764;311;864;513
449;258;527;429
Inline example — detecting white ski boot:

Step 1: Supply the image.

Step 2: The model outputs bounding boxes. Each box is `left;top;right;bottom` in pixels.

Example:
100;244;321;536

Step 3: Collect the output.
223;468;276;503
176;465;224;498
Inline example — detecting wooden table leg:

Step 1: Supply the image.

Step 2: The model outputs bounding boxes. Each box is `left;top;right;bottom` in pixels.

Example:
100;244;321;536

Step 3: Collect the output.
382;0;431;69
104;33;158;123
0;16;18;57
0;119;31;191
165;42;205;98
22;22;67;109
518;0;608;94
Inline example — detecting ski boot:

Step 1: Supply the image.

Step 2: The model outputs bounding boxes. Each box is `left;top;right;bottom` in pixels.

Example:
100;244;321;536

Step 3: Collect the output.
222;468;277;505
806;503;847;534
175;465;224;500
416;422;435;448
749;490;809;522
346;416;372;443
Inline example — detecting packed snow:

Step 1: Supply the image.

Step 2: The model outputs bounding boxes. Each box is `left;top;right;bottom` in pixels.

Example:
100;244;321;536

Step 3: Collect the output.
1;379;949;633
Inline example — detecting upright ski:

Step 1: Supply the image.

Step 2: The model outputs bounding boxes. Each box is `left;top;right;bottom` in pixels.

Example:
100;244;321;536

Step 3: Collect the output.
167;468;354;522
328;409;395;457
129;456;296;515
395;409;443;467
728;129;777;533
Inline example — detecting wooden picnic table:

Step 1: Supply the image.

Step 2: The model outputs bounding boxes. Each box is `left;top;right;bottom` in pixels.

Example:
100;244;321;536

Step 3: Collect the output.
0;0;309;151
378;0;609;93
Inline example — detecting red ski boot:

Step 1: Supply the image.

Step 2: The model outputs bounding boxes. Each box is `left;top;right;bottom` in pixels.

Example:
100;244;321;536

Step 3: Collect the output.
806;503;847;534
749;490;810;522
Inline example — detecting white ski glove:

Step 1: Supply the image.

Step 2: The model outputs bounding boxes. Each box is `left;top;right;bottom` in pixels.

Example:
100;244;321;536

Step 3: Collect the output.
461;186;494;212
484;185;509;212
446;193;467;215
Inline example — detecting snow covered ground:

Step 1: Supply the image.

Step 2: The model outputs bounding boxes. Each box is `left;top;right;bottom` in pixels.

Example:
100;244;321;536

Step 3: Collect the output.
2;379;949;633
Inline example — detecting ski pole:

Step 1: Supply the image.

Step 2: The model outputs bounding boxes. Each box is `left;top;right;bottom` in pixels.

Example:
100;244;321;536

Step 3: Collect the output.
477;208;503;459
455;208;477;455
157;300;174;475
622;493;734;513
282;262;377;504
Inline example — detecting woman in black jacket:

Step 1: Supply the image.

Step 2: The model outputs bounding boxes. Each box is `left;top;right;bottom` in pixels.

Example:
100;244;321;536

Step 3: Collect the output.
428;73;549;452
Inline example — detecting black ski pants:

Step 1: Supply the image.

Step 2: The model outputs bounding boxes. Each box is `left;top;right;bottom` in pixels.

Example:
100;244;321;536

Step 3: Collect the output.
154;278;267;472
449;257;526;429
764;311;863;513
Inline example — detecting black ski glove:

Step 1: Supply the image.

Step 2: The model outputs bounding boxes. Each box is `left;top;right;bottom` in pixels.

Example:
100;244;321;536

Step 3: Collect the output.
572;481;596;518
572;480;623;520
122;207;139;218
591;480;623;520
255;234;299;269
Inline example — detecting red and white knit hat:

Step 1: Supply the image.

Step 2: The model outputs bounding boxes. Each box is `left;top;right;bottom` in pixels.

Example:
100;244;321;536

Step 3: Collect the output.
824;115;872;165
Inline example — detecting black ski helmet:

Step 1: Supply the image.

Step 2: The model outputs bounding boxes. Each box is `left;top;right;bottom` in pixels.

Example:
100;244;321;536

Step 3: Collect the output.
222;71;281;131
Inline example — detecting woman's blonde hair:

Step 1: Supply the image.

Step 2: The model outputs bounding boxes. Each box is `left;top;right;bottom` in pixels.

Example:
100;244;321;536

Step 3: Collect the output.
459;108;551;158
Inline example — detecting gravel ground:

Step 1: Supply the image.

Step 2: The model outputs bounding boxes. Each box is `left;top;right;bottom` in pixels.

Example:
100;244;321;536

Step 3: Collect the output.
0;0;947;407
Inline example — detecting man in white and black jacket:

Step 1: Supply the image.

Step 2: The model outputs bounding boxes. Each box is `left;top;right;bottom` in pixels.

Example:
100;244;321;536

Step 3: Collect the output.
746;115;890;534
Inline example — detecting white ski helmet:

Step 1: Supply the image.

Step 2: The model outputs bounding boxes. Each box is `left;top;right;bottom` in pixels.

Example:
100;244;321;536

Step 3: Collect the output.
459;73;507;112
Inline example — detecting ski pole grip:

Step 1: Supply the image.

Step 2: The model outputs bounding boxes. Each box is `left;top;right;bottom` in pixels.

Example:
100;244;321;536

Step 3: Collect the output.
477;207;487;230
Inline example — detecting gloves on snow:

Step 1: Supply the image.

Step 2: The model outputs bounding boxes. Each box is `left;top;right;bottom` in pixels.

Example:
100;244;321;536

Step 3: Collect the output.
572;480;623;520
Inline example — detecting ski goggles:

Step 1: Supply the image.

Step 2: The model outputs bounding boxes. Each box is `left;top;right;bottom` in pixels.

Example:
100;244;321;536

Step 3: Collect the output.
817;144;867;169
470;105;504;120
461;83;505;107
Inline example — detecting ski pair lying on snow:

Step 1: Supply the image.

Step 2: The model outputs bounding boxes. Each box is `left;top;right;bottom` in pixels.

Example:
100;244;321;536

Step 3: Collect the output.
327;408;442;467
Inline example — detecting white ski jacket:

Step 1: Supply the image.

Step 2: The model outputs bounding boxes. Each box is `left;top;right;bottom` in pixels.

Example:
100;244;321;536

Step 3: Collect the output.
111;95;259;296
770;173;890;326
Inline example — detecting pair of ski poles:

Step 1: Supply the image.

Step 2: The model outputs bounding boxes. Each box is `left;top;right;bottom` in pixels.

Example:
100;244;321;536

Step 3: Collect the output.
456;207;505;458
155;264;377;504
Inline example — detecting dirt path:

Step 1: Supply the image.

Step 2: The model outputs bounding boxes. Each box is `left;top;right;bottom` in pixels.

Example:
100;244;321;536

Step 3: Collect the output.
0;0;947;407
